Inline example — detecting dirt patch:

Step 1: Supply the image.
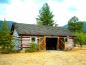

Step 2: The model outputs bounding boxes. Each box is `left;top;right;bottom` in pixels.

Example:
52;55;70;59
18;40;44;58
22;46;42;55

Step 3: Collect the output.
0;47;86;65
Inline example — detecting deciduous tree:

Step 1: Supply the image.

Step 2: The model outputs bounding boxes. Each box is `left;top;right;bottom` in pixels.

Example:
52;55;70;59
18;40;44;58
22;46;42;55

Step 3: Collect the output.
68;16;83;32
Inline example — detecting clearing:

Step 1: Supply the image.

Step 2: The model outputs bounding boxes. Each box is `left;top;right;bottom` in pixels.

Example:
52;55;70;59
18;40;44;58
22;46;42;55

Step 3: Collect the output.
0;46;86;65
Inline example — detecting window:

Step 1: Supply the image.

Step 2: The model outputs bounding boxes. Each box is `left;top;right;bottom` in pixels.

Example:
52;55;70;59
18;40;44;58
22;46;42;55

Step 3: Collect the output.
32;37;35;42
64;37;67;42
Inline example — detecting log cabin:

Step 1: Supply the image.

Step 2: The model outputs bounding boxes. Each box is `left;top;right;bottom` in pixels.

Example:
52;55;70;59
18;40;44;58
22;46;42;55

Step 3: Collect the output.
12;23;75;51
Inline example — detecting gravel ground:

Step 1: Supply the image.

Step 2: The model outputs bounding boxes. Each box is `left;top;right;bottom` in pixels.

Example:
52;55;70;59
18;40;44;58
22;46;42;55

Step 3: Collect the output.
0;47;86;65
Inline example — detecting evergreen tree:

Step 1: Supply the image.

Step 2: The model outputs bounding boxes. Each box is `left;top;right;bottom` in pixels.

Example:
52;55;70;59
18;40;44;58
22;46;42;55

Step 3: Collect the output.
37;3;54;26
0;19;13;53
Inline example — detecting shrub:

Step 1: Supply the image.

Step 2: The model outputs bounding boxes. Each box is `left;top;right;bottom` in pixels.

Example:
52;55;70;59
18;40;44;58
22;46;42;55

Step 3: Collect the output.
25;43;38;52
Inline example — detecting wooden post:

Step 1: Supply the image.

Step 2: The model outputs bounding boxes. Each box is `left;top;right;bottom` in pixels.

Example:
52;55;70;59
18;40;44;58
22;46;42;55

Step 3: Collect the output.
44;36;46;50
21;35;22;48
20;35;25;53
38;36;40;51
57;36;60;50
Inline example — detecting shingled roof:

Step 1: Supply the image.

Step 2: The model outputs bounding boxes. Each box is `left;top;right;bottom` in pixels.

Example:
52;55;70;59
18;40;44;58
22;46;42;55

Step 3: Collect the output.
14;23;74;36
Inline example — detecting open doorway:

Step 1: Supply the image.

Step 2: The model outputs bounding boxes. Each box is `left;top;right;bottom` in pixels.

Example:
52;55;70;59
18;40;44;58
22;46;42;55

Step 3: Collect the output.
46;38;57;50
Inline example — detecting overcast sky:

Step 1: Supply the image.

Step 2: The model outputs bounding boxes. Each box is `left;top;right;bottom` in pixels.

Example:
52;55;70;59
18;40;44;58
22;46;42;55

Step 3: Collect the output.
0;0;86;26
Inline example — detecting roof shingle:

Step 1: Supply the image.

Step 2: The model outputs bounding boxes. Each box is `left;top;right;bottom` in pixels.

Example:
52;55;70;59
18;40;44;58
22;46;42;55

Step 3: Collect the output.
15;23;74;36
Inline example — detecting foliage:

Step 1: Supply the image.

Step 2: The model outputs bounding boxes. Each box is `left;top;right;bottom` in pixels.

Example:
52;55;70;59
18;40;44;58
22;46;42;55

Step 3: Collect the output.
75;32;86;47
0;20;13;53
68;16;85;47
68;16;83;32
37;3;55;26
25;43;38;52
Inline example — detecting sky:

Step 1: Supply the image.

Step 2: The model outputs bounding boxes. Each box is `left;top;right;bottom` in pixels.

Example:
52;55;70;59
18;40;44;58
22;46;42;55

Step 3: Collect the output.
0;0;86;26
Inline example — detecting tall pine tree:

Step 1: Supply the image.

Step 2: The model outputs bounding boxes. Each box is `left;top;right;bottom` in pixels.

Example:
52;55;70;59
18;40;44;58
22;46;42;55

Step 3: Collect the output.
0;19;13;53
37;3;54;26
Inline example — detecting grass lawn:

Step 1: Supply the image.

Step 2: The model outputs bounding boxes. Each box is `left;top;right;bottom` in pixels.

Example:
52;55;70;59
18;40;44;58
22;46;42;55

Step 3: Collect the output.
0;46;86;65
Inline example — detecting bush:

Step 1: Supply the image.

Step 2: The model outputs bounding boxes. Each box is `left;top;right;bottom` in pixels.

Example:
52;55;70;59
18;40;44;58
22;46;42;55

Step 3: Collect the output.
75;32;86;47
0;42;20;54
25;43;38;52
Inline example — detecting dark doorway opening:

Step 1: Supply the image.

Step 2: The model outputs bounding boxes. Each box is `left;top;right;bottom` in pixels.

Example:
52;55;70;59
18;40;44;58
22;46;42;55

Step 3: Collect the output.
46;38;57;50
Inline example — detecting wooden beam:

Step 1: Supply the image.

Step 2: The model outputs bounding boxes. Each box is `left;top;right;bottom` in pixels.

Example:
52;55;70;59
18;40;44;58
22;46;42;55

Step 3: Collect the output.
44;36;46;50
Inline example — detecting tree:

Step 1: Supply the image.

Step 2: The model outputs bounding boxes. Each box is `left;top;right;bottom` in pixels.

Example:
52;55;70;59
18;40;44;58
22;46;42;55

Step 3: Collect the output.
0;19;13;53
68;16;85;47
68;16;83;32
75;32;86;47
37;3;54;26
